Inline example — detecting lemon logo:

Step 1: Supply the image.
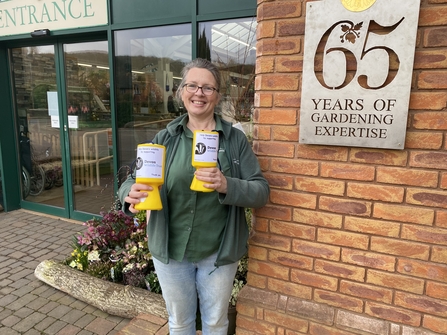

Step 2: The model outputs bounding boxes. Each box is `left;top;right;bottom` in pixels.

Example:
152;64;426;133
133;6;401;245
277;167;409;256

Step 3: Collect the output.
341;0;377;12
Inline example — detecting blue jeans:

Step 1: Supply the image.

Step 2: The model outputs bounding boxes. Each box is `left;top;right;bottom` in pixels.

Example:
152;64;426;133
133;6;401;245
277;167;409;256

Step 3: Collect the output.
152;253;238;335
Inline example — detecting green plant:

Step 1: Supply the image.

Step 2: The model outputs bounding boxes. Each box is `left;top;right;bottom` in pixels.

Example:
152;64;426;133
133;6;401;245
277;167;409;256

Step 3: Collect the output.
86;260;113;281
145;270;162;294
230;253;248;307
229;208;252;307
68;246;88;271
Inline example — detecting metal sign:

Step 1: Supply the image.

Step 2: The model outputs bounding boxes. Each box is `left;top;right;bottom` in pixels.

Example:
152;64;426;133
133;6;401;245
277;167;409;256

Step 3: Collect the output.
0;0;108;37
299;0;421;149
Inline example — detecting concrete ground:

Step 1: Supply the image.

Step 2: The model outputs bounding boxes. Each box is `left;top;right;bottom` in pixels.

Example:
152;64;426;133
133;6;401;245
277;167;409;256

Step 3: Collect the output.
0;209;168;335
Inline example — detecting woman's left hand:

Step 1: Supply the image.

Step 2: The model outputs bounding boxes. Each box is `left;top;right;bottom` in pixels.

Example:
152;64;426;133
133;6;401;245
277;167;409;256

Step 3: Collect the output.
194;167;227;193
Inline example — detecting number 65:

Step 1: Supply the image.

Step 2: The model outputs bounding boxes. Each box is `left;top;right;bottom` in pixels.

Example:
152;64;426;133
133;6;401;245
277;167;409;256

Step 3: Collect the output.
314;18;405;90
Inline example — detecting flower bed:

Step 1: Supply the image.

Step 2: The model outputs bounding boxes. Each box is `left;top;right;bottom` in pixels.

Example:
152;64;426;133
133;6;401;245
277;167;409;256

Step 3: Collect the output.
64;208;249;306
65;210;161;293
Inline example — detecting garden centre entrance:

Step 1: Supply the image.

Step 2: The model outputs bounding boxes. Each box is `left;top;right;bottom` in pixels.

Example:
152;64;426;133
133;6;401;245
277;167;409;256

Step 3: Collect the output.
10;39;113;220
0;4;258;220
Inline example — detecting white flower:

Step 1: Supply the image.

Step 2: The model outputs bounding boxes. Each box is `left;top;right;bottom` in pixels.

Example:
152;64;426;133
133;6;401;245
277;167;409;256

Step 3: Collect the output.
88;250;100;262
123;263;134;273
69;261;77;268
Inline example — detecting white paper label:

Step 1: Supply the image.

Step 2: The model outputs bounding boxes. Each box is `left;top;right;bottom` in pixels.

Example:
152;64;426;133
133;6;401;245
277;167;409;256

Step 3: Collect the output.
135;146;164;180
193;132;219;164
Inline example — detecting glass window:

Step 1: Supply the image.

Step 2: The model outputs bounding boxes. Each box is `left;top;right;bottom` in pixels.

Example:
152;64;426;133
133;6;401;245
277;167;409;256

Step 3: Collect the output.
199;18;257;124
114;24;192;171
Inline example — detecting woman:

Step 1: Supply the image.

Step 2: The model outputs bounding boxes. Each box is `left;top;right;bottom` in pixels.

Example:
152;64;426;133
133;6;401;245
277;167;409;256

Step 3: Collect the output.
118;58;269;335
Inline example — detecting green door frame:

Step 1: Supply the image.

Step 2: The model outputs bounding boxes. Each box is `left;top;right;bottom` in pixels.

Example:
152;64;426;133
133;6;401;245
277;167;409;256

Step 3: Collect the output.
0;45;21;213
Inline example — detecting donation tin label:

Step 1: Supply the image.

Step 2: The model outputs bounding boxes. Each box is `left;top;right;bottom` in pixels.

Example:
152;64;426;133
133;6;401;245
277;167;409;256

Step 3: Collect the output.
136;145;164;179
193;132;219;164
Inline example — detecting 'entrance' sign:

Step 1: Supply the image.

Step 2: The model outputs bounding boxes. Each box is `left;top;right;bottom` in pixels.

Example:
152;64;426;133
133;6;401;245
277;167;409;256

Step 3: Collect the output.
0;0;108;37
299;0;420;149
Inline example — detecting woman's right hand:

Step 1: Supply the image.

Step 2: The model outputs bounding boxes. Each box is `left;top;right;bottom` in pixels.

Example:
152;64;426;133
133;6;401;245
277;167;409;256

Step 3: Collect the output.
125;183;153;213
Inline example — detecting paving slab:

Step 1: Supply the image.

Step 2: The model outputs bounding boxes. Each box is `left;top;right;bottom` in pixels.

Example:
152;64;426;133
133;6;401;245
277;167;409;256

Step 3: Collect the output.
0;210;137;335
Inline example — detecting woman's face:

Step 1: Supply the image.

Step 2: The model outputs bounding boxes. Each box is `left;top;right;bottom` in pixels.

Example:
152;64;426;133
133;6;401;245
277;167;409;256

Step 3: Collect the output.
181;67;220;119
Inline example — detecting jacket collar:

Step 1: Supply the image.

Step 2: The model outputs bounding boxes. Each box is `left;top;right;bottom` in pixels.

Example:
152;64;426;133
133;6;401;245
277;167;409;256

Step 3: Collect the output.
167;113;233;140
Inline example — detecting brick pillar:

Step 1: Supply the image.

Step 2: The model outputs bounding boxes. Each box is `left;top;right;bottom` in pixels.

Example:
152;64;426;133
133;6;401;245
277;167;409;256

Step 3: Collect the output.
237;0;447;334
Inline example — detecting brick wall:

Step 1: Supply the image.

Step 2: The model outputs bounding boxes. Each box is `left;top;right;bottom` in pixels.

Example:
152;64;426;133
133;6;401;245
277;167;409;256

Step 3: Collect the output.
237;0;447;334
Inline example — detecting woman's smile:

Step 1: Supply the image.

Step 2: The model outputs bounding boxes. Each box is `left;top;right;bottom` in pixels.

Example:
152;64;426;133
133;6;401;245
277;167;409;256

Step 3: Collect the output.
182;68;220;118
191;100;206;105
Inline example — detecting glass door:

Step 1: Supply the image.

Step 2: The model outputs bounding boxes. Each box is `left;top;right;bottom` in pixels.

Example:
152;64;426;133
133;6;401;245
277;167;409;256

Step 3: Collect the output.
11;45;64;209
63;41;113;215
10;40;113;219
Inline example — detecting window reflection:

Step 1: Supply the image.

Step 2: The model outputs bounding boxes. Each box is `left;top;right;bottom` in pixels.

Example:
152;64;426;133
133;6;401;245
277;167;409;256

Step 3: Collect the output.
114;19;257;175
114;25;192;169
64;41;113;214
199;18;257;124
10;46;58;204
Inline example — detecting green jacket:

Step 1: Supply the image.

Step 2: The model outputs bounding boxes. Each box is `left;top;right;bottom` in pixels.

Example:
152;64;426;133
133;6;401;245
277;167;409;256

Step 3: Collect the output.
118;114;270;267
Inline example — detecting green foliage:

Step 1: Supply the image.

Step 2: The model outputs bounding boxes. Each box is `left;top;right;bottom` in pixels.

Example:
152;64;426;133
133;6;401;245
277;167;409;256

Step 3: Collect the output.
230;253;249;307
145;270;162;294
135;210;147;224
86;260;113;281
229;208;252;307
67;245;89;271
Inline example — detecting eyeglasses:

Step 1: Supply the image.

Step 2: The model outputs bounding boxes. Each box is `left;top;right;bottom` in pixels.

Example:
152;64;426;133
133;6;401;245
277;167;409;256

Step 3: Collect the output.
183;83;218;96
